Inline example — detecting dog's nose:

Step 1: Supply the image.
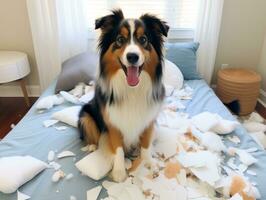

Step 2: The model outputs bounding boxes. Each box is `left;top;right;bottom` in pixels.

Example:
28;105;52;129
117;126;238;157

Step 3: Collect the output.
126;53;139;64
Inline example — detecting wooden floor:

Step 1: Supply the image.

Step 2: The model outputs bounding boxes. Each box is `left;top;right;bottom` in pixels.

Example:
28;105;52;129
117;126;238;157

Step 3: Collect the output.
0;97;265;139
0;97;38;138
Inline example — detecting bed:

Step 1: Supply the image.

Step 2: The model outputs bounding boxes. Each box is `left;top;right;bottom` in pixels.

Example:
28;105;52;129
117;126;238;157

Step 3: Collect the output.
0;79;266;200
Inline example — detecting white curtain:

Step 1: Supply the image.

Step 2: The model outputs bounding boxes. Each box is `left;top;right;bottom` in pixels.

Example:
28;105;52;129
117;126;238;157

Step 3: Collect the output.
26;0;88;91
194;0;224;84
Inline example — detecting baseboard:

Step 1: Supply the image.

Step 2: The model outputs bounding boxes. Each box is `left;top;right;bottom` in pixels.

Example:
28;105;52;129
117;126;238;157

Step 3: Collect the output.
259;89;266;107
0;85;41;97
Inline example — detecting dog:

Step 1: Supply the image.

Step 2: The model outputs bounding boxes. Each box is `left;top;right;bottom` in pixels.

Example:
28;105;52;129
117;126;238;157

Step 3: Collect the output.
78;9;169;182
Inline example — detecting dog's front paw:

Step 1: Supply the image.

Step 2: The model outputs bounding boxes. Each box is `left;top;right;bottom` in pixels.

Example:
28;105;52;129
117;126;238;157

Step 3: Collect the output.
111;168;127;182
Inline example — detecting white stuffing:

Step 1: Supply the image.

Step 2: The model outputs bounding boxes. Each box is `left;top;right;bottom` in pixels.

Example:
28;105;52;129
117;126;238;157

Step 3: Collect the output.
36;95;64;110
52;106;81;127
49;161;61;171
0;156;47;194
52;170;65;182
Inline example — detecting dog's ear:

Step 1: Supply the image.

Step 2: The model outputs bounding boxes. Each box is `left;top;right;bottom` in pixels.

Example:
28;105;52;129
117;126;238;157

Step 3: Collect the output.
95;9;124;30
140;14;169;37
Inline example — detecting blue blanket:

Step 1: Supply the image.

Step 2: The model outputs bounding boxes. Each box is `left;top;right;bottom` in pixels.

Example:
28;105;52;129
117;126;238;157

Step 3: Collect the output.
0;79;265;199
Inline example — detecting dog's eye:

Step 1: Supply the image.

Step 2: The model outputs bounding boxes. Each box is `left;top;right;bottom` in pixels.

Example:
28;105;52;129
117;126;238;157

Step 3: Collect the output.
139;36;147;45
116;36;126;45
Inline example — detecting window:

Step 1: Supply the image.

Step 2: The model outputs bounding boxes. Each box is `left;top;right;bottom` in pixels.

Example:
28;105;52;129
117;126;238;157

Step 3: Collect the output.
87;0;200;40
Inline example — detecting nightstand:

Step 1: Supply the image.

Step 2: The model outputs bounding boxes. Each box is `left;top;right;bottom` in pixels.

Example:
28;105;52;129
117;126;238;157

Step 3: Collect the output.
216;68;261;115
0;51;31;107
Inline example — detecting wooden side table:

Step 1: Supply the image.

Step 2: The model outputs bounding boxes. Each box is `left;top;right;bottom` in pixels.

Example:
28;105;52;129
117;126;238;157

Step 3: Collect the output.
0;51;31;107
216;68;261;115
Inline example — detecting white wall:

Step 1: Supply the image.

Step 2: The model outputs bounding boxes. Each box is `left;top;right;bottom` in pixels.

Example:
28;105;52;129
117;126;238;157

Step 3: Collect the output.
213;0;266;84
257;33;266;103
0;0;40;95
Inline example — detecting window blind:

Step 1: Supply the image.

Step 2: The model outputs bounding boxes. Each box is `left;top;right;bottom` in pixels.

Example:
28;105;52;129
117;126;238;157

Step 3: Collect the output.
87;0;200;30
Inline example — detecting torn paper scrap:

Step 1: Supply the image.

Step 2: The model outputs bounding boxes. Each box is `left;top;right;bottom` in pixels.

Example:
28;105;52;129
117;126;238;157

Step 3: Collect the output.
43;120;59;128
87;186;102;200
234;148;257;166
48;151;55;162
17;190;30;200
57;151;75;159
55;126;68;131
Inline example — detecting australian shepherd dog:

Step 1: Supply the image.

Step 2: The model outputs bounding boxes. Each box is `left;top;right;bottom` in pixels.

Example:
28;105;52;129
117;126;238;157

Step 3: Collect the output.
78;9;169;182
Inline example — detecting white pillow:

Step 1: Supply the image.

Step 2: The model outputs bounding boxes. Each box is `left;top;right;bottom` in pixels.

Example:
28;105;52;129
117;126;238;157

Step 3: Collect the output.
163;59;184;90
75;149;113;180
52;106;81;127
0;156;47;194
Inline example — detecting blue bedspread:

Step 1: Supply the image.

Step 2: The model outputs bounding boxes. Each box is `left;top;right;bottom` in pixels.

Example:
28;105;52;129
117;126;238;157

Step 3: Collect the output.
0;79;266;200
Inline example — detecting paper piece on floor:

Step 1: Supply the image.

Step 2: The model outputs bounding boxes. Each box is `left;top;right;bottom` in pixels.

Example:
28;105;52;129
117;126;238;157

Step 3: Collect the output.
55;126;68;131
228;135;241;144
52;170;65;182
246;170;256;176
43;120;59;128
70;195;77;200
245;147;258;153
178;151;221;186
176;169;187;186
66;173;74;180
48;151;55;162
57;151;75;159
234;148;257;166
60;91;81;104
17;190;30;200
10;123;15;129
177;151;207;168
49;161;61;170
199;131;226;152
87;186;102;200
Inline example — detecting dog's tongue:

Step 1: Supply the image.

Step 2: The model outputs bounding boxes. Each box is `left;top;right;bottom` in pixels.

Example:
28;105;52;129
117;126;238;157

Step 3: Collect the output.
126;66;139;86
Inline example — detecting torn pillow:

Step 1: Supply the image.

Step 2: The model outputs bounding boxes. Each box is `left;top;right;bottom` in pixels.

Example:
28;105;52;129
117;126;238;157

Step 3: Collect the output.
0;156;47;194
52;106;81;127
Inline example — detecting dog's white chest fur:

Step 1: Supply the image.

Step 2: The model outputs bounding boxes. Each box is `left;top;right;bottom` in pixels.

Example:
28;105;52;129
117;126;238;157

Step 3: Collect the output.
105;70;161;150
